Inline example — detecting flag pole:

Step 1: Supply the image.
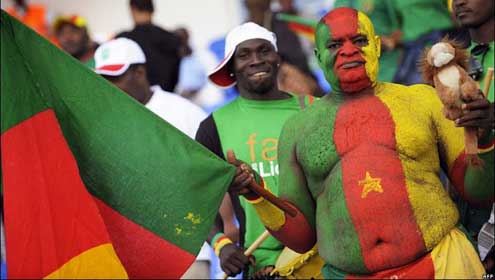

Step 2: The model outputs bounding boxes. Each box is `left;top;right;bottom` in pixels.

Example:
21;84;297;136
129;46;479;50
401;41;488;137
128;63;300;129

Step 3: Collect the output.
227;150;297;217
222;230;271;279
481;67;493;98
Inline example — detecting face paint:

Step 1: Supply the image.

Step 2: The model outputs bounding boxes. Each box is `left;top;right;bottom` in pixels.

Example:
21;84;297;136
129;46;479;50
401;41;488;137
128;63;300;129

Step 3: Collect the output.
315;7;380;94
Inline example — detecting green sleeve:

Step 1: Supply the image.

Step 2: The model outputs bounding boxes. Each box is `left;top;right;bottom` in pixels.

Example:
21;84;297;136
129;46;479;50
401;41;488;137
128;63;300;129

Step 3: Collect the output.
464;131;494;204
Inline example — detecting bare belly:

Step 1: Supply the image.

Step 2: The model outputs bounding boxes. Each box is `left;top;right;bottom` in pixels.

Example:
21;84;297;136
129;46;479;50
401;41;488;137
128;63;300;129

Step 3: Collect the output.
310;93;457;274
315;149;427;273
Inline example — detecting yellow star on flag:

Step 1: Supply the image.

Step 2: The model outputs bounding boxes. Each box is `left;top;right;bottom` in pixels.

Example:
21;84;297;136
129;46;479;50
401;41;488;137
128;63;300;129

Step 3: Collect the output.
359;171;383;198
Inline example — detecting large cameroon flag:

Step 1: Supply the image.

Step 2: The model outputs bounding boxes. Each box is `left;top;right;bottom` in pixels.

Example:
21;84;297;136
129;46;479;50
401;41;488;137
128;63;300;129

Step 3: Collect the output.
1;11;235;278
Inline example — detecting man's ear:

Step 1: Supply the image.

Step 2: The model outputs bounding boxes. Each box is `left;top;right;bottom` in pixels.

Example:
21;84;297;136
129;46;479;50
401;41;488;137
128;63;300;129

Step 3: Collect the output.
134;65;147;78
276;53;282;66
374;35;381;59
314;48;323;69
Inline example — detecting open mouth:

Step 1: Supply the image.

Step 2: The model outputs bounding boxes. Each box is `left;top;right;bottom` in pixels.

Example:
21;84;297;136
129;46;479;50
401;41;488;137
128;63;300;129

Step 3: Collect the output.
340;61;365;69
249;71;270;79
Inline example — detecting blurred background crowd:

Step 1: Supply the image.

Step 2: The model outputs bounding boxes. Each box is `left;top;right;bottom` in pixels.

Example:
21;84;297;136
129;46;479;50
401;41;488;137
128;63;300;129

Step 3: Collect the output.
0;0;476;113
1;0;492;279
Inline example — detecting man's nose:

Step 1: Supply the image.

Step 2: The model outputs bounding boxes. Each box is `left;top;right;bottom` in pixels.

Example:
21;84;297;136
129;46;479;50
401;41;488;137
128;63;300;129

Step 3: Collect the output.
340;41;360;56
249;52;264;66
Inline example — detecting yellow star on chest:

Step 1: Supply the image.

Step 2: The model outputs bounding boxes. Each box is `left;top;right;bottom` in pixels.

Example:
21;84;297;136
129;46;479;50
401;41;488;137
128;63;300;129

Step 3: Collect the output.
359;171;383;198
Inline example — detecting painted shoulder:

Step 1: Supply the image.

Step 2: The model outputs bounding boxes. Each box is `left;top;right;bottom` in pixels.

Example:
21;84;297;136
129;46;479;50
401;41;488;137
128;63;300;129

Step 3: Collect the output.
282;95;337;137
377;82;442;110
378;82;437;95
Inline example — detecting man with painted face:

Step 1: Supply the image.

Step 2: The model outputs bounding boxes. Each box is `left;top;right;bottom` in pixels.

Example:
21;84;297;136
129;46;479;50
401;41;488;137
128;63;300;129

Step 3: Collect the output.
230;7;494;279
196;22;314;278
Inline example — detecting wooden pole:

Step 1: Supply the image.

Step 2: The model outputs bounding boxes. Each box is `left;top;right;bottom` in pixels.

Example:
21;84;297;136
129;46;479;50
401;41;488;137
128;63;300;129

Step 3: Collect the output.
222;230;271;279
227;150;297;217
246;181;297;217
482;67;494;98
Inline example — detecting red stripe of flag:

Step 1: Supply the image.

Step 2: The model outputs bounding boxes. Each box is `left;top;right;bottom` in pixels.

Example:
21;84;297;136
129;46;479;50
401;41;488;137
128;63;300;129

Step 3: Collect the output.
2;110;119;278
94;198;195;279
346;252;434;279
334;96;425;272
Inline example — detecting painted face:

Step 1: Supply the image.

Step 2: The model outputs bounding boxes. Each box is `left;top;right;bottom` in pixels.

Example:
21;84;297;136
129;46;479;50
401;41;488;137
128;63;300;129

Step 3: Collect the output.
314;7;380;94
233;38;280;94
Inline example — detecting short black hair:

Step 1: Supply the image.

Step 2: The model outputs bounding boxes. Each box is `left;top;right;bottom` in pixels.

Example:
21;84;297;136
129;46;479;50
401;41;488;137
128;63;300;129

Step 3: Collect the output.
130;0;154;13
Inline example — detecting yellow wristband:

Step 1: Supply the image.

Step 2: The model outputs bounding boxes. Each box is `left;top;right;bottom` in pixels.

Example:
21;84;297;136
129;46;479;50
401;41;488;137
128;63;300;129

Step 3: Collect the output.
213;235;233;256
246;177;267;204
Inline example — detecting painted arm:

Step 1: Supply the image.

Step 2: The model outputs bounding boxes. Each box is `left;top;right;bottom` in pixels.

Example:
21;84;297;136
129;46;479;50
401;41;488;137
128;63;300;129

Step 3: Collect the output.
427;85;494;207
237;119;317;253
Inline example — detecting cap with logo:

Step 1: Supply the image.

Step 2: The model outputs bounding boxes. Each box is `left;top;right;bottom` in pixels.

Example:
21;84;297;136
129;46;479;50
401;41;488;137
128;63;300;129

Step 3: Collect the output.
53;15;88;33
94;38;146;76
208;22;278;88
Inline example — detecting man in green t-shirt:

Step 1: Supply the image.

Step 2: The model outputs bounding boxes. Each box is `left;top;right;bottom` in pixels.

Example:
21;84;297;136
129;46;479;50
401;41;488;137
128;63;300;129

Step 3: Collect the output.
453;0;494;272
195;22;314;278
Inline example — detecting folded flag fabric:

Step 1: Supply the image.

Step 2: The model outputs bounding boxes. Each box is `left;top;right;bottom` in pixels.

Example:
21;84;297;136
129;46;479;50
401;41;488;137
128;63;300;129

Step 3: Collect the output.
1;11;235;279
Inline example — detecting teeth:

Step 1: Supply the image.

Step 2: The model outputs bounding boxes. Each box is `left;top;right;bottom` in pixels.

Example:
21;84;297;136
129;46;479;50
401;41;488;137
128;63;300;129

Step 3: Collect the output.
342;62;362;69
253;72;268;77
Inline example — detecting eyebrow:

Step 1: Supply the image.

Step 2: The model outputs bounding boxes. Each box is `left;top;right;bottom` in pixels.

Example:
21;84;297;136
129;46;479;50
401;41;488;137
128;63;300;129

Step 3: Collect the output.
328;34;367;42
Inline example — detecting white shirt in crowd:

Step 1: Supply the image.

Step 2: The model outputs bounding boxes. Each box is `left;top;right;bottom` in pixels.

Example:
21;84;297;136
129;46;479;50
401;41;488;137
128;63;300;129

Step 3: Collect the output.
146;86;207;138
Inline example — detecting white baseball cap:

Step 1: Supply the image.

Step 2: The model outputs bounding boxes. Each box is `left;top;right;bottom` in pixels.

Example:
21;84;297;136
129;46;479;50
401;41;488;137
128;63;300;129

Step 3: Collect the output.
208;22;278;88
94;38;146;76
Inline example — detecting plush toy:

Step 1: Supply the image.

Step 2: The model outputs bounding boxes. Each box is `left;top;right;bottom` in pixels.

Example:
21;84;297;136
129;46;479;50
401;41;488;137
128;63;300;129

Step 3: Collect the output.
422;39;484;166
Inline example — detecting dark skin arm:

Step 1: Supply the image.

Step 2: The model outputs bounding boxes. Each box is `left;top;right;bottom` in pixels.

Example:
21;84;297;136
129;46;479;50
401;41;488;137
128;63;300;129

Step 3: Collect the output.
206;156;256;277
219;244;255;277
456;98;494;137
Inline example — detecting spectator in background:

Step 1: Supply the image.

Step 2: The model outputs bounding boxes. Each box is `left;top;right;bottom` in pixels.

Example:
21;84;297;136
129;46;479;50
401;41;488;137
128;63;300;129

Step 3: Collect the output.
117;0;182;92
334;0;401;82
244;0;324;96
174;27;208;101
94;37;206;139
5;0;50;39
278;0;297;15
53;15;98;68
452;0;494;273
391;0;455;85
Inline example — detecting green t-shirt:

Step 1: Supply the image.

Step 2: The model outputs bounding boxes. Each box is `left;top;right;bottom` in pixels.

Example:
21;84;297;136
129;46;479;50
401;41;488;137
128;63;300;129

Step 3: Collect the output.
392;0;453;42
469;41;494;102
213;95;312;275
